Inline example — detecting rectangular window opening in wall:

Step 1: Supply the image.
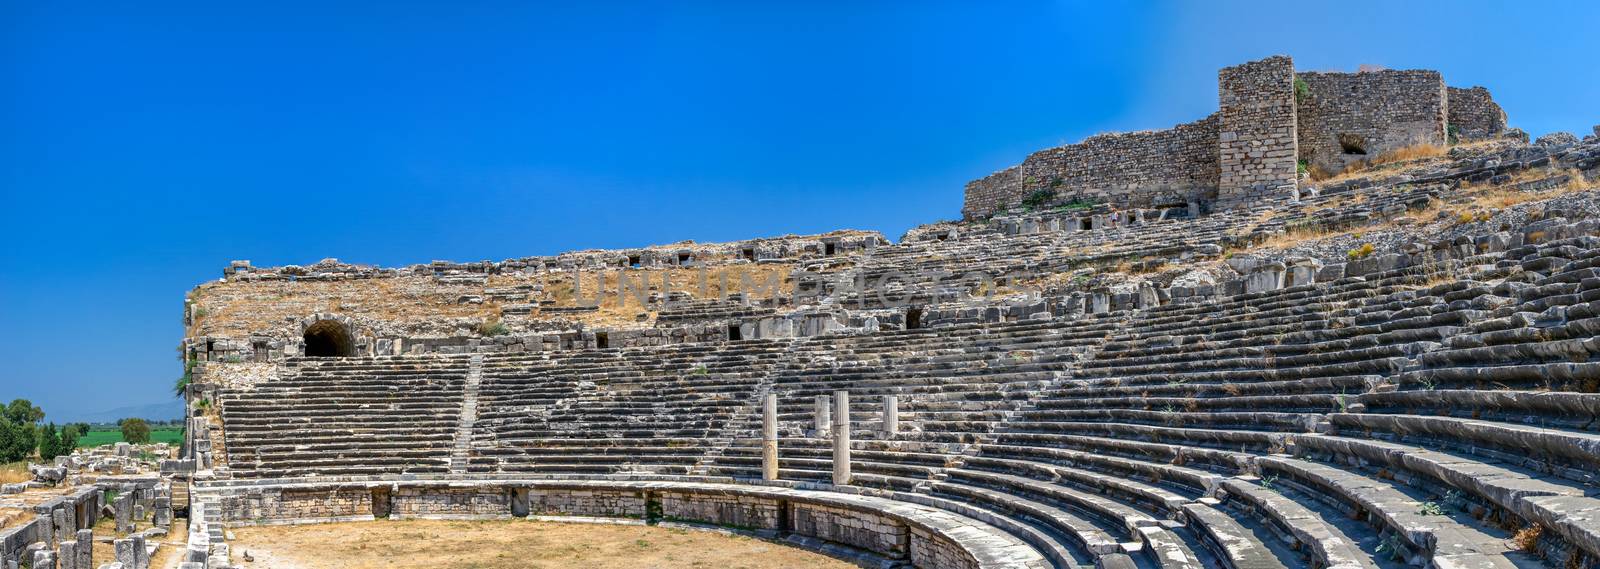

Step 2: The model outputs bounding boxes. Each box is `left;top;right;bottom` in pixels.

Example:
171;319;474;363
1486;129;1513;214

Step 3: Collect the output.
727;324;742;341
628;255;641;268
596;332;609;349
741;248;755;261
824;243;836;256
678;253;692;265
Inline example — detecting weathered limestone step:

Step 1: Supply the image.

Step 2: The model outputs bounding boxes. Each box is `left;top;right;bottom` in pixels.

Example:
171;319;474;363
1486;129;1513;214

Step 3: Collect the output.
449;354;485;474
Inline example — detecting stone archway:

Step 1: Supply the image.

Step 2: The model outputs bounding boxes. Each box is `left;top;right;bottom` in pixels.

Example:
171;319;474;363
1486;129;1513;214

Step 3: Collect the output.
303;319;355;357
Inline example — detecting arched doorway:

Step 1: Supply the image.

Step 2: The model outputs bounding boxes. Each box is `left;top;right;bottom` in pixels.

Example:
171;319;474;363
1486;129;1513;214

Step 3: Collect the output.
303;320;355;357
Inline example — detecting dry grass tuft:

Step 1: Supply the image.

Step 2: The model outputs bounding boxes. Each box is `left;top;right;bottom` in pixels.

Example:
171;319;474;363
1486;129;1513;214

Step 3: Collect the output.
1370;144;1448;166
1260;222;1353;250
0;462;30;485
1513;525;1543;554
1311;144;1448;183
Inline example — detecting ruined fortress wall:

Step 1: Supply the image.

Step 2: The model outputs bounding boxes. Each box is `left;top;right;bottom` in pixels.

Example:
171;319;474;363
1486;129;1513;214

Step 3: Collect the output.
1296;70;1447;175
1216;56;1299;203
1448;86;1508;141
959;114;1220;218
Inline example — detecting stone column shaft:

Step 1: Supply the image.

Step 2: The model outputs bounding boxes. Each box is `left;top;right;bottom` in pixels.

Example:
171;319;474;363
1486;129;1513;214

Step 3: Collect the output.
814;395;831;437
882;395;898;437
76;529;93;569
761;393;779;481
832;390;851;485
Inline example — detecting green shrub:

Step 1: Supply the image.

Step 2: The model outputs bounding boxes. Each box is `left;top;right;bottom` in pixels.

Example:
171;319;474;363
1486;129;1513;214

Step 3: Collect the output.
479;319;510;337
1020;188;1056;210
1347;243;1375;260
1294;76;1310;102
174;359;196;398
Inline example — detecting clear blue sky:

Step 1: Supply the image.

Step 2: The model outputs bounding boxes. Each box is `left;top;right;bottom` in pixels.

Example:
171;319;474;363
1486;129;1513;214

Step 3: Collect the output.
2;1;1596;420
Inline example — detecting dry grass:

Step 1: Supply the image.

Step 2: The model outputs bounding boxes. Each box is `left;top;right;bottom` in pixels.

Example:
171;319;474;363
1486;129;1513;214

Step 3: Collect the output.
229;519;861;569
1259;222;1355;250
0;462;30;485
1513;525;1543;554
1311;143;1448;183
1370;143;1447;166
526;264;797;328
1462;169;1597;211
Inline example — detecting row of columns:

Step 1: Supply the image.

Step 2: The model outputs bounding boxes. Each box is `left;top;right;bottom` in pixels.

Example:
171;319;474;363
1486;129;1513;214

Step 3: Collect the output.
760;390;898;486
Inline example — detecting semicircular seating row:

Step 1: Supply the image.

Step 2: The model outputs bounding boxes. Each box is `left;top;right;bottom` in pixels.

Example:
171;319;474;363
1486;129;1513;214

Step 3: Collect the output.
220;234;1600;569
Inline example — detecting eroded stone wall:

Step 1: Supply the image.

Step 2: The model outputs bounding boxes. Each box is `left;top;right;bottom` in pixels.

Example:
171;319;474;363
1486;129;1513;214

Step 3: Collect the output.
392;487;511;518
526;488;647;518
1448;86;1508;141
1217;56;1298;203
659;490;779;529
1297;69;1447;175
791;502;908;558
216;487;373;523
960;114;1220;218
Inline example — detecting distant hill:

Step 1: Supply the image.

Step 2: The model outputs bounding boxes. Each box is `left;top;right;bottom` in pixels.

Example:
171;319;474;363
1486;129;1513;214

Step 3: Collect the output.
58;400;185;425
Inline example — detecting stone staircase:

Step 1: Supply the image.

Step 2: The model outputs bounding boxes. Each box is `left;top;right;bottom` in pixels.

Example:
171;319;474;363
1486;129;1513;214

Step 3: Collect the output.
449;353;485;474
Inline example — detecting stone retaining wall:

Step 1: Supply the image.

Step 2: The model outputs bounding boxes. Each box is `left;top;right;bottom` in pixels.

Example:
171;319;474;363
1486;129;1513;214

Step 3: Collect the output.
1297;69;1447;175
961;114;1219;218
1448;86;1508;141
200;479;1024;569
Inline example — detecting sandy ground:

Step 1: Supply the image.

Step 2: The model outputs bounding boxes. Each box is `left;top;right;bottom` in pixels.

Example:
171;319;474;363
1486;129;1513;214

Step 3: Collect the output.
229;519;861;569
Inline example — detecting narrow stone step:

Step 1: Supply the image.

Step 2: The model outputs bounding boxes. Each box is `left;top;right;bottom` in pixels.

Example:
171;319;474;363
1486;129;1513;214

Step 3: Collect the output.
448;354;484;474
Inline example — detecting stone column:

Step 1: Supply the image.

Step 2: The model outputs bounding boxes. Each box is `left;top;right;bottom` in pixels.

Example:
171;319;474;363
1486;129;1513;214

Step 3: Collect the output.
832;390;851;485
76;529;93;569
152;497;171;527
132;535;148;569
761;393;779;481
114;494;133;533
882;395;898;438
114;540;134;568
59;541;77;569
813;395;831;437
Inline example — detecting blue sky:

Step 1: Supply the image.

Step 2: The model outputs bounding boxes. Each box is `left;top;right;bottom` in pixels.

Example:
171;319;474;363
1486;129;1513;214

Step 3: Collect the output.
2;1;1596;420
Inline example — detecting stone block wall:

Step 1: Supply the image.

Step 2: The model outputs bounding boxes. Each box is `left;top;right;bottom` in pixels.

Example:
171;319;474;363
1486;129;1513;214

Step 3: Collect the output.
910;526;978;569
217;487;373;523
1297;69;1447;175
526;488;647;518
791;502;909;558
1217;55;1299;203
659;490;779;530
1448;86;1508;141
392;487;511;518
960;114;1220;218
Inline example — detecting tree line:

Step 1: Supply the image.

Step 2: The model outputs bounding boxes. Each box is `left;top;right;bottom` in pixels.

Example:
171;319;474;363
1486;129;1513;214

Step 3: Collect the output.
0;398;160;463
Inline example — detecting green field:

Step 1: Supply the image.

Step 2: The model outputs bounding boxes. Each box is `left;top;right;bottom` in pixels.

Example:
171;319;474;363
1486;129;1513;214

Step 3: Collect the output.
77;428;184;447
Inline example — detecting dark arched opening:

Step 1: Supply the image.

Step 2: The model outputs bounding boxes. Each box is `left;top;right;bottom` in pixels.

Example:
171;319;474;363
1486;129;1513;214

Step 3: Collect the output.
906;307;924;330
303;320;355;357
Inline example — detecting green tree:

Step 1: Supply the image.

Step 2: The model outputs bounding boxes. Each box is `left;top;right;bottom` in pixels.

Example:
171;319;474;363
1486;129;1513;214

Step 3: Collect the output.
4;399;43;426
0;419;34;463
119;418;152;444
38;423;62;461
58;424;80;454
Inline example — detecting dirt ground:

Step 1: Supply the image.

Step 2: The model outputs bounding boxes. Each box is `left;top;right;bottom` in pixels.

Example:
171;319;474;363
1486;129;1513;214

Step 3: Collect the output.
229;519;862;569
